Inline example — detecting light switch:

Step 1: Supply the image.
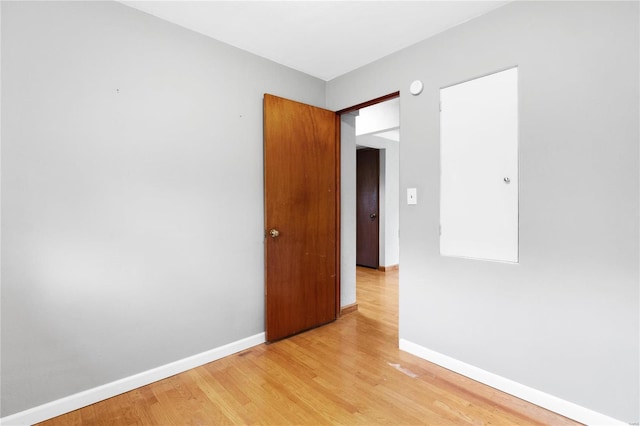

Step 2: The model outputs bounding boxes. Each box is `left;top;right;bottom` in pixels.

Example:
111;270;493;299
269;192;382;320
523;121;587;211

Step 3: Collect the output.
407;188;417;205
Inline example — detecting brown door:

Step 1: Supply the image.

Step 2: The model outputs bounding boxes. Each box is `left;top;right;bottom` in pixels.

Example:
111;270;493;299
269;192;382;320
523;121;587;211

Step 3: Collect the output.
356;148;379;268
263;94;340;342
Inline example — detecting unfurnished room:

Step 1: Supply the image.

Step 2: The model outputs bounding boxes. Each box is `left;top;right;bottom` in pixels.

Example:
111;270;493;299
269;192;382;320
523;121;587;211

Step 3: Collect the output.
1;1;638;425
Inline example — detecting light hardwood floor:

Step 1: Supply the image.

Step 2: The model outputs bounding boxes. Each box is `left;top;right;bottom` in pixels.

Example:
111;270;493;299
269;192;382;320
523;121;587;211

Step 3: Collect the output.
40;267;581;425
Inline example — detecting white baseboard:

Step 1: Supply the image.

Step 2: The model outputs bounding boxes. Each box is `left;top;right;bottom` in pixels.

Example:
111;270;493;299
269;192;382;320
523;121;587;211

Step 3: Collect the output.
399;339;626;426
1;333;266;426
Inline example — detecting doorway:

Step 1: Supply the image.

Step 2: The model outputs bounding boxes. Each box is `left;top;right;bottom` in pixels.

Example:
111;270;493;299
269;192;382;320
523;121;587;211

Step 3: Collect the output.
338;94;400;314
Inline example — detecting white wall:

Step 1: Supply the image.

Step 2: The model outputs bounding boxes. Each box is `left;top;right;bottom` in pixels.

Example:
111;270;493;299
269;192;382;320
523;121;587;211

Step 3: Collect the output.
0;1;325;417
356;98;399;137
340;114;357;307
328;1;639;423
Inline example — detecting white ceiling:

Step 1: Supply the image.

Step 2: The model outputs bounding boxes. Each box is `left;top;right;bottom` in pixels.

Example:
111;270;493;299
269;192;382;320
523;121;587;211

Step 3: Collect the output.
120;1;511;81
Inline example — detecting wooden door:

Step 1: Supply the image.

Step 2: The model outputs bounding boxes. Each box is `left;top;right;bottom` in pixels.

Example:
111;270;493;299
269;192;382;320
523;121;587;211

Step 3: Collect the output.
263;94;340;342
356;148;379;268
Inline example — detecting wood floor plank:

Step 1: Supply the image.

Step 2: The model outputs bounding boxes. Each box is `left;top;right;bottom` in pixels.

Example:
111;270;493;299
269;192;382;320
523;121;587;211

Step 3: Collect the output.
38;267;581;425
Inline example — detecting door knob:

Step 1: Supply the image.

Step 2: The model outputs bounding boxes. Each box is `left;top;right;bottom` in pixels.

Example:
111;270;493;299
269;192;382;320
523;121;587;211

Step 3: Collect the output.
369;213;377;220
269;229;280;238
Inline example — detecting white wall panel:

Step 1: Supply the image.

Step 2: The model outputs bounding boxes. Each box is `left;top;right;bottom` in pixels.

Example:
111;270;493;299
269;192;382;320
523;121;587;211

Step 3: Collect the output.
440;68;518;262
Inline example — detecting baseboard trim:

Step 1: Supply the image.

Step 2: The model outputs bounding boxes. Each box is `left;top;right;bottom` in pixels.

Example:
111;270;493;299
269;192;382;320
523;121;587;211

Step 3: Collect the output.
340;303;358;316
1;333;266;426
378;264;399;272
399;339;626;426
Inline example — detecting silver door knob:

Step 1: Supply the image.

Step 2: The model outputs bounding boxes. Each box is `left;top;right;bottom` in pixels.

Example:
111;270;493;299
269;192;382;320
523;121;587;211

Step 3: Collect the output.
269;229;280;238
504;177;511;184
369;213;377;220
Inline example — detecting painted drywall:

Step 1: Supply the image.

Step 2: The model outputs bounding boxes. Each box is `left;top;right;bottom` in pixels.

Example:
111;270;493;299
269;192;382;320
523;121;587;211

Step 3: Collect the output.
356;98;400;137
328;1;639;422
0;1;325;417
356;135;400;268
340;114;357;308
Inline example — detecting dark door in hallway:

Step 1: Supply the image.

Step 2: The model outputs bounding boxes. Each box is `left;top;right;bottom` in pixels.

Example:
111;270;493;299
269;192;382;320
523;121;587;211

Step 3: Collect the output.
356;148;379;268
263;94;340;342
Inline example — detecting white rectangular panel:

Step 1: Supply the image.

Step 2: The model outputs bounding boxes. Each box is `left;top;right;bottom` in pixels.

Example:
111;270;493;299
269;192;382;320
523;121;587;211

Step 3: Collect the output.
440;67;518;263
407;188;417;205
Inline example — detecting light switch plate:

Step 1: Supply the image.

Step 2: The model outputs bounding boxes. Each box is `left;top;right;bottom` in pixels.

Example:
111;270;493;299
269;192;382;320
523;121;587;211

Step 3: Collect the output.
407;188;417;205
